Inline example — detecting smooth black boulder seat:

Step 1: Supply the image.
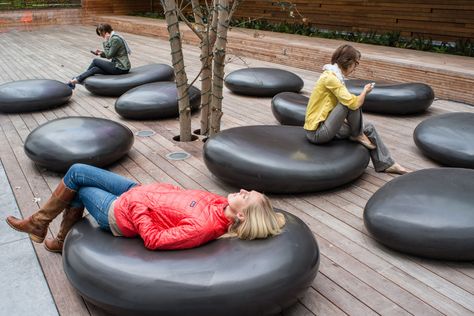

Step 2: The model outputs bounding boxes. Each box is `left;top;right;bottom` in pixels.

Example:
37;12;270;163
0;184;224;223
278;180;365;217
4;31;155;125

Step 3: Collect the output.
24;117;134;173
345;79;434;115
364;168;474;261
84;64;175;97
0;79;72;113
271;92;308;126
63;213;320;316
204;125;370;193
115;82;201;119
414;112;474;168
224;67;304;97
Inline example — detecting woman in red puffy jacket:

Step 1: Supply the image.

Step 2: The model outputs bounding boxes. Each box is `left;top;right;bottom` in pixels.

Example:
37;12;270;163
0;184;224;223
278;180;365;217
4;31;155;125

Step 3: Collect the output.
7;164;286;253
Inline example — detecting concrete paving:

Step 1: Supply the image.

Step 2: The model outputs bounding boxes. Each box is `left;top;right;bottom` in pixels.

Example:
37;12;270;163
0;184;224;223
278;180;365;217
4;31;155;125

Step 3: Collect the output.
0;161;58;316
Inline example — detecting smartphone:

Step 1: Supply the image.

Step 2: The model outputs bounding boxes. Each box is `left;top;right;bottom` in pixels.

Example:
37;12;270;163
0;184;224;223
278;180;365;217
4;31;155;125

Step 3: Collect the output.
90;50;98;55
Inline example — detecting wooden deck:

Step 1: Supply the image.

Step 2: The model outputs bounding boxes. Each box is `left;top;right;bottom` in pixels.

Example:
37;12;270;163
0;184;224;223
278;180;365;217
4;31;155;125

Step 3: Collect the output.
0;25;473;316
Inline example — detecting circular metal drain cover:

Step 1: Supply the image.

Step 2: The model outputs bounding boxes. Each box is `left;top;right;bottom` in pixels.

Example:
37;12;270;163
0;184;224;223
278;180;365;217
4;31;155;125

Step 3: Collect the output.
166;151;191;160
135;130;156;137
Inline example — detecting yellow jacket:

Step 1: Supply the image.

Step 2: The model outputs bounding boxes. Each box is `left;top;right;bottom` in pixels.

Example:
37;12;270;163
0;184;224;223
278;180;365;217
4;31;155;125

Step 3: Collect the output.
304;70;359;131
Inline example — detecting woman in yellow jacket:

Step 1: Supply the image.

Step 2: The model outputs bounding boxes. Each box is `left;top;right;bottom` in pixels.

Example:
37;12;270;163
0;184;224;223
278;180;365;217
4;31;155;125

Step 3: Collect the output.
304;44;406;174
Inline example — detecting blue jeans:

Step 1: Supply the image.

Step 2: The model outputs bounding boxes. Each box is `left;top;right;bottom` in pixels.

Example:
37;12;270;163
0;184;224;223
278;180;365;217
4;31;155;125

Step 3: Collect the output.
63;164;137;231
76;58;129;83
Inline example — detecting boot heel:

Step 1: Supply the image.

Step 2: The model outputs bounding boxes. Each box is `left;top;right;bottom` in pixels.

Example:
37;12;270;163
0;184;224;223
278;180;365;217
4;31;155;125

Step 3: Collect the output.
29;233;45;243
44;238;64;253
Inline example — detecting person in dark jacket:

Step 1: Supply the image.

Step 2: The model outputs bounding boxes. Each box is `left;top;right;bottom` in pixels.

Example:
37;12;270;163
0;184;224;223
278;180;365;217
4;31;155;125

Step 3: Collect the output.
66;23;131;89
6;164;286;253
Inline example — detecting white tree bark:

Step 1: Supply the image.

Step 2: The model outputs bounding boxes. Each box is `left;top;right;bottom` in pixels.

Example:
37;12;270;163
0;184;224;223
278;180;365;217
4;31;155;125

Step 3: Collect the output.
191;0;214;136
160;0;242;139
161;0;192;141
210;0;241;136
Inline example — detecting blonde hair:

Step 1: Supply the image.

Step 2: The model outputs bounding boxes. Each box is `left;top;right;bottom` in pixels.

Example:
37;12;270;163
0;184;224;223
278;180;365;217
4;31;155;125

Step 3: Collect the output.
221;194;286;240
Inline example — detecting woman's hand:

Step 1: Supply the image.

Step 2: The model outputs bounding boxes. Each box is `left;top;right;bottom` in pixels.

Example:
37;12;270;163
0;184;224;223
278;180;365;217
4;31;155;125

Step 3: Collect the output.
363;83;374;94
95;49;103;55
356;83;374;108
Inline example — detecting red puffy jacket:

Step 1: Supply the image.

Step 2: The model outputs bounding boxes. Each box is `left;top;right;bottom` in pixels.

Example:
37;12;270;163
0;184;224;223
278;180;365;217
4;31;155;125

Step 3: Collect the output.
113;183;231;250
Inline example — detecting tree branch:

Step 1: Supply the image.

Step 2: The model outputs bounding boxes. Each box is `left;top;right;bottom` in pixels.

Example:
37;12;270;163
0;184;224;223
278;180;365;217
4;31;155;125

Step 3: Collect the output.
177;10;204;40
228;0;242;21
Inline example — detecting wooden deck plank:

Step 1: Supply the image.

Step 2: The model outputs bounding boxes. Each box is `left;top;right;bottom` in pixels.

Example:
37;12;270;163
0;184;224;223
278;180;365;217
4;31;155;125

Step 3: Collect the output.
317;258;401;315
282;303;315;316
300;287;347;316
314;270;379;316
274;199;445;315
279;197;473;315
1;25;473;316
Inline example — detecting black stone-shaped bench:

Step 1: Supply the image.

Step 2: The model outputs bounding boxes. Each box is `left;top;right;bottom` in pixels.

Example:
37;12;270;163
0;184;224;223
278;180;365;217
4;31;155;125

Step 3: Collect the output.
345;80;434;115
364;168;474;261
414;112;474;168
204;125;370;193
224;68;304;97
0;79;72;113
84;64;175;97
115;82;201;119
63;213;320;316
271;92;308;126
24;117;134;173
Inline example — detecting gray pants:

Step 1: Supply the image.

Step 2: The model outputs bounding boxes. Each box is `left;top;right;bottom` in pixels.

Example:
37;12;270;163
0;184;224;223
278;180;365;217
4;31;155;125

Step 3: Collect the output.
305;103;394;172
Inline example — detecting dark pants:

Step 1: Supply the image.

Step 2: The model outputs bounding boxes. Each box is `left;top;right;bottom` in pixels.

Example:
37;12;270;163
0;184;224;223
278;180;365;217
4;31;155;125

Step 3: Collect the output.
306;103;394;172
75;58;129;83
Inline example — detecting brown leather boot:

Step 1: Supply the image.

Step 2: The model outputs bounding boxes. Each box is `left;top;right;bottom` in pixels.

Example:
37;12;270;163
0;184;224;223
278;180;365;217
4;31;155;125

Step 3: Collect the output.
6;180;76;243
44;206;84;253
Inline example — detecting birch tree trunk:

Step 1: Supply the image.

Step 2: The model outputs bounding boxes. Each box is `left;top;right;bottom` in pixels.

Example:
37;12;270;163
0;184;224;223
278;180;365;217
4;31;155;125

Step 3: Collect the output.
161;0;192;141
210;0;241;136
191;0;219;136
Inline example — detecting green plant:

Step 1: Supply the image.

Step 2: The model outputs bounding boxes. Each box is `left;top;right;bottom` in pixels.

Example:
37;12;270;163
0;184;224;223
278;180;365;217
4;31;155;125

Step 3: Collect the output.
454;39;474;57
131;12;473;57
0;0;80;10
